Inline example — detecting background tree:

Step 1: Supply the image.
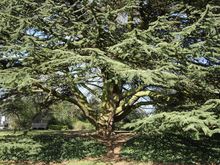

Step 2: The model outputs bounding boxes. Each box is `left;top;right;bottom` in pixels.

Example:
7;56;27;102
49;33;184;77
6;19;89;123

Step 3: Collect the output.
0;91;57;129
49;100;94;130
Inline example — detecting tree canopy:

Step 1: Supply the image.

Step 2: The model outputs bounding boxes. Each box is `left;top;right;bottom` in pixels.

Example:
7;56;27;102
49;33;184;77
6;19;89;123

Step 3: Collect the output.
0;0;220;157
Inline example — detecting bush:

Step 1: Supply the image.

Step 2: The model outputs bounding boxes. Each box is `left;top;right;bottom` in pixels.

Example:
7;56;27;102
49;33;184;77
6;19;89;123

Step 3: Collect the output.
48;125;68;130
73;121;94;130
48;117;73;130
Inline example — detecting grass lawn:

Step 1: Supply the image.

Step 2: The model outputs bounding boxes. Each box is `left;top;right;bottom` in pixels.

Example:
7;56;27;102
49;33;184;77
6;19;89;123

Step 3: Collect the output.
0;130;69;136
0;129;95;137
0;130;53;137
0;159;154;165
0;130;152;164
0;130;220;165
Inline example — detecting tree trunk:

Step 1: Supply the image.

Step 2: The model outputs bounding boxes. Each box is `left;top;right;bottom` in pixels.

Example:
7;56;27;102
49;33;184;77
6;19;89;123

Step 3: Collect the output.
104;132;137;159
106;138;123;159
96;123;136;159
96;121;116;159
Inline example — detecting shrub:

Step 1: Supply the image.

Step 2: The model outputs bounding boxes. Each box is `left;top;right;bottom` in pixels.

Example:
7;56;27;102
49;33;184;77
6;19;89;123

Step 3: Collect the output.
48;125;68;130
73;121;94;130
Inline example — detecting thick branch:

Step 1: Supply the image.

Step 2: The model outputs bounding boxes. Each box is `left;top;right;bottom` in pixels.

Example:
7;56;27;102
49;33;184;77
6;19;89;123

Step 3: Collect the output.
114;91;151;122
121;85;146;101
132;101;154;109
32;82;97;127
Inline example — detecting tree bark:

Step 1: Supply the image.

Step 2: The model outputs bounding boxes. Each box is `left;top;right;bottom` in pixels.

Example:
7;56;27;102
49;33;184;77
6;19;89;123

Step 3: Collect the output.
96;122;136;159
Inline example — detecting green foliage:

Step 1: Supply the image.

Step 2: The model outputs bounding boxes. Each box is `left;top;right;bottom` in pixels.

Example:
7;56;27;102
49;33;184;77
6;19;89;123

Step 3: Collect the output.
73;120;95;130
0;131;220;164
0;136;41;161
0;0;219;147
120;1;220;138
50;101;76;125
0;95;41;129
124;100;220;139
0;133;106;162
48;124;68;130
121;134;220;164
49;101;95;130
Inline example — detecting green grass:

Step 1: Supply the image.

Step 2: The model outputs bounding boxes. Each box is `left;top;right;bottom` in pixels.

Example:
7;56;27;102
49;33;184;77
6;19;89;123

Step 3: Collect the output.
0;129;86;137
0;130;62;136
0;130;220;164
0;130;21;136
0;160;153;165
0;130;106;162
121;134;220;164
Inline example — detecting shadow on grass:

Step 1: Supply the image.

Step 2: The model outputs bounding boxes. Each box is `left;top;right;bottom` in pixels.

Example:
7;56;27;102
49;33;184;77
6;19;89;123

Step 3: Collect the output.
1;131;220;164
0;133;106;164
121;133;220;164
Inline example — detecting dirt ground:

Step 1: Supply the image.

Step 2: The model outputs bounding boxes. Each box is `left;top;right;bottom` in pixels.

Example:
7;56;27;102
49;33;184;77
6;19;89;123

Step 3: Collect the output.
0;159;155;165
